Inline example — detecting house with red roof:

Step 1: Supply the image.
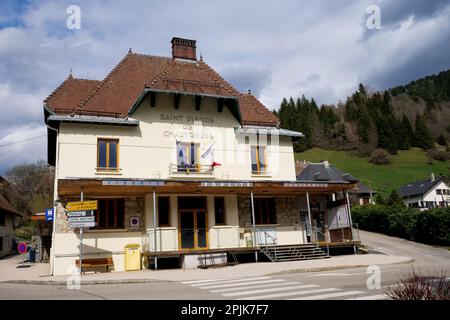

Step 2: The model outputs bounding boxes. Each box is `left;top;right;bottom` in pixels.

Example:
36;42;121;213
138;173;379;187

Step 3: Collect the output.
44;38;359;275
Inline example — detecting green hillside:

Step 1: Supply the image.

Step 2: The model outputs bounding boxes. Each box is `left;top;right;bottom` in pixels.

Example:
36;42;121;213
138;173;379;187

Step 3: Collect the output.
295;148;450;197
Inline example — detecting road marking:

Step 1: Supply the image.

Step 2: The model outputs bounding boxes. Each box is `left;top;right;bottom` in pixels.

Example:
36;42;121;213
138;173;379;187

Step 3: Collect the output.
190;277;271;286
223;284;319;297
308;269;399;277
182;278;227;284
346;294;387;300
237;288;341;300
211;281;300;293
291;290;365;300
199;279;285;289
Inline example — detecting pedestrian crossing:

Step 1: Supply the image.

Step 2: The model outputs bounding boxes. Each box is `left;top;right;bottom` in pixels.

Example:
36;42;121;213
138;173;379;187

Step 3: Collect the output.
181;276;389;300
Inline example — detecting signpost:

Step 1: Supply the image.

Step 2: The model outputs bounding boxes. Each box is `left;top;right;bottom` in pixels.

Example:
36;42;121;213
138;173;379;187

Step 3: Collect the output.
65;210;94;217
65;198;98;274
17;242;28;268
65;200;97;211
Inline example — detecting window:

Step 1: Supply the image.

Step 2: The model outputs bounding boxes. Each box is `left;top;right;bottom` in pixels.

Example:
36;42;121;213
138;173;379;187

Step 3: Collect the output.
97;139;119;171
214;197;226;225
158;197;170;227
0;212;5;226
253;198;277;224
437;189;442;195
177;142;199;172
95;198;125;229
251;146;267;174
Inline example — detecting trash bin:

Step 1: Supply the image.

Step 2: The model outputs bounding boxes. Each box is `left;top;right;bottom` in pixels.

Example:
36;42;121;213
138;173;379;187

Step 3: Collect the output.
124;244;141;271
28;247;36;263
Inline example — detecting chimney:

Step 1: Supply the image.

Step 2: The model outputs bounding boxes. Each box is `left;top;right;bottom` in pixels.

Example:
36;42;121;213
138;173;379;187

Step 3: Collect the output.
431;172;435;182
171;37;197;61
321;160;329;168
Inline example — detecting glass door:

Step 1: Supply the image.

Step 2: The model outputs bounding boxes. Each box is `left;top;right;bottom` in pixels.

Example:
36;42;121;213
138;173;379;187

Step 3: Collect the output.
180;210;195;249
179;209;208;249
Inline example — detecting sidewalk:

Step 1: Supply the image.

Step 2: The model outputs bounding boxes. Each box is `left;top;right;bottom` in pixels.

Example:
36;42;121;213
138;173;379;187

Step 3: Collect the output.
0;253;414;285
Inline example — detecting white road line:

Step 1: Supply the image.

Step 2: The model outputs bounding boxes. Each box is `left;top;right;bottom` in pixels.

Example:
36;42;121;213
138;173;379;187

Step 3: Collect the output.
223;284;319;297
211;281;300;293
199;279;285;289
237;288;341;300
182;278;227;284
346;294;388;300
308;269;399;277
291;290;365;300
190;277;271;287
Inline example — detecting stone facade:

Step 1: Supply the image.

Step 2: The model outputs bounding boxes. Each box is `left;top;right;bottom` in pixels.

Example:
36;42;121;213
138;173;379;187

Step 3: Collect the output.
237;196;252;227
55;197;145;234
275;197;300;226
124;197;145;232
237;196;300;227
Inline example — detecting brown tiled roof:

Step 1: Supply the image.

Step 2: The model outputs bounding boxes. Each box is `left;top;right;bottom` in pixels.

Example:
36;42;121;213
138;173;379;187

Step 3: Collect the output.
44;76;100;114
239;93;279;126
45;50;279;126
0;194;19;215
146;59;237;98
76;53;172;116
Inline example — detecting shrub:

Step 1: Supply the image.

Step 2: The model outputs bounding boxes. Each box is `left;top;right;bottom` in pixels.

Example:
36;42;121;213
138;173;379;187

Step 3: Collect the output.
368;149;391;165
352;206;450;245
386;268;450;300
427;149;449;161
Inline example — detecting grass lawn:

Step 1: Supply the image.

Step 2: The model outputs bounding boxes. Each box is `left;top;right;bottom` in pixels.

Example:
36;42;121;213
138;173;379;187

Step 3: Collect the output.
295;148;450;197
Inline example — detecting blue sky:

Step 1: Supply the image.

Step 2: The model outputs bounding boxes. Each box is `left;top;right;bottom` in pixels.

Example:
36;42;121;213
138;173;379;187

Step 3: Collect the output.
0;0;450;174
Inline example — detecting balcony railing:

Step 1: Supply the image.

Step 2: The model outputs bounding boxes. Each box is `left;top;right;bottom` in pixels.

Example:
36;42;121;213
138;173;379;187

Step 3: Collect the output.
169;163;214;175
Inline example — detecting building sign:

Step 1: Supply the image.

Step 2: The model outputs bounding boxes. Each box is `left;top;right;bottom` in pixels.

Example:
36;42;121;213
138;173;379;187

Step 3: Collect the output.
200;182;253;187
102;180;165;186
283;183;329;188
45;208;54;222
160;113;215;124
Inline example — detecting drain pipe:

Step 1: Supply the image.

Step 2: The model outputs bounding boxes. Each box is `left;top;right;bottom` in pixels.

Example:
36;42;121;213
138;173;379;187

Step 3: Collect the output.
47;124;59;276
153;190;158;270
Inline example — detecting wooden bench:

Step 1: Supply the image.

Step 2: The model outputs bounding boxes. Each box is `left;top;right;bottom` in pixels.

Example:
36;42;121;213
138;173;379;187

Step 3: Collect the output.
75;257;114;272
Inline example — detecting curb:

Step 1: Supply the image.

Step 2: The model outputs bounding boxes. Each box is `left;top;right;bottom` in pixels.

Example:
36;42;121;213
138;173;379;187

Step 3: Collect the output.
1;258;415;285
267;258;415;275
1;278;168;286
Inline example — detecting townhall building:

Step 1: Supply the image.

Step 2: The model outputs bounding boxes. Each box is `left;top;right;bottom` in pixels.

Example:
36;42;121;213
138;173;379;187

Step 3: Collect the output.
44;38;359;275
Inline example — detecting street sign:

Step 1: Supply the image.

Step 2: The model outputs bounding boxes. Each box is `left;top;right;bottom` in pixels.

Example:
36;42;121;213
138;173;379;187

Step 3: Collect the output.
67;216;95;223
68;221;96;228
65;200;98;211
18;242;28;254
45;208;54;222
65;210;94;218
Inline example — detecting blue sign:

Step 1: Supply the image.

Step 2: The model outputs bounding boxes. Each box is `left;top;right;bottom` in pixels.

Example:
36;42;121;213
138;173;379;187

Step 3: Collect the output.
45;208;54;222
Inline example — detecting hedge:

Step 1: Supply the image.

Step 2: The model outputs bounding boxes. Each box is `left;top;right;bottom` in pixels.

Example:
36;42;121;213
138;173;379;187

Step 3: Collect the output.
352;205;450;246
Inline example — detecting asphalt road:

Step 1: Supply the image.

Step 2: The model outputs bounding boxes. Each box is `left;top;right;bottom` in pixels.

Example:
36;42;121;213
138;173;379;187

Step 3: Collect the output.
0;230;448;300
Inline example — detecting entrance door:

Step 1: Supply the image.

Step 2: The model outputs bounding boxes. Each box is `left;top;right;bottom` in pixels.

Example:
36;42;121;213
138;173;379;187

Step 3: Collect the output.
179;209;208;249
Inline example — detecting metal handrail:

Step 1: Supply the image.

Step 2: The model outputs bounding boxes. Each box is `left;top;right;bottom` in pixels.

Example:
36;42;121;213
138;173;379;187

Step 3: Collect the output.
263;231;277;259
311;226;329;256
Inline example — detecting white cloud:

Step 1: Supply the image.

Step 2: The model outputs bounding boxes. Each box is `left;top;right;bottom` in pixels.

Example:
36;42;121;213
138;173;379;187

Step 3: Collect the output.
0;0;449;173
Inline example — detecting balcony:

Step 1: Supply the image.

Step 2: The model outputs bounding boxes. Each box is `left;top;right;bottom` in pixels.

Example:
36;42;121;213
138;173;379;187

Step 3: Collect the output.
169;163;215;178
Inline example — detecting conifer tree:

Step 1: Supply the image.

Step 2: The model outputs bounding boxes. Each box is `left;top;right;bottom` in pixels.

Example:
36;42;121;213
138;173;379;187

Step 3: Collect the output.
414;114;434;150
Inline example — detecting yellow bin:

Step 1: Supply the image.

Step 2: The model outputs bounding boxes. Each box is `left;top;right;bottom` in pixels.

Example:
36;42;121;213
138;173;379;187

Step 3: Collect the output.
124;243;141;271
